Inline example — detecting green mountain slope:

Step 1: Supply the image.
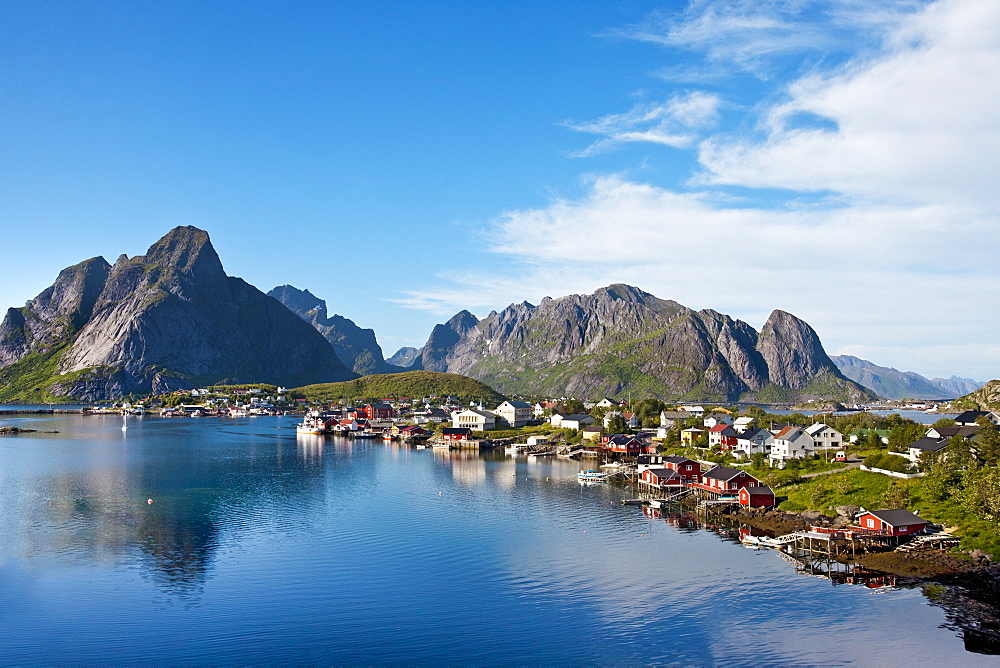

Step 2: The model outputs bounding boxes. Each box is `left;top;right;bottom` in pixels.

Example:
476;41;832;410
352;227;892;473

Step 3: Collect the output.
294;371;505;405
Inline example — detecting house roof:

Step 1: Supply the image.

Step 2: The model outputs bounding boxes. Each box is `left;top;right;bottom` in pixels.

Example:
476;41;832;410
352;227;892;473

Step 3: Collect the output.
865;509;929;527
459;408;495;418
805;423;829;435
663;456;697;465
741;485;774;495
702;465;755;482
442;427;472;435
645;468;681;479
561;414;593;422
734;417;755;425
906;437;948;452
499;400;532;409
738;427;771;441
954;410;987;424
774;426;805;440
607;434;640;445
930;426;980;438
582;425;603;432
660;411;689;419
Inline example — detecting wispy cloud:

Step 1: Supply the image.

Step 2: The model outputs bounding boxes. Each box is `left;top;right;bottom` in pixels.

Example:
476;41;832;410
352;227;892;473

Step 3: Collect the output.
611;0;929;76
564;92;721;156
395;0;1000;379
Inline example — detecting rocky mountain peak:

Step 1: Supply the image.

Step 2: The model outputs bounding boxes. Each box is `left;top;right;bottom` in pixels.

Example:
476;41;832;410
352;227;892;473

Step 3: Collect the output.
756;309;839;388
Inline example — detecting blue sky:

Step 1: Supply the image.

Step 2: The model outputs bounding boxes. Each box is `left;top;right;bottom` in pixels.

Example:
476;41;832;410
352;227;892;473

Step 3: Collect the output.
2;0;997;381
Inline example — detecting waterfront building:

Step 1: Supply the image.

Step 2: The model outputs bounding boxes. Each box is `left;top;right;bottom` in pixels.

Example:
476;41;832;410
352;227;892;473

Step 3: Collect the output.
855;509;930;536
493;400;533;428
452;409;496;431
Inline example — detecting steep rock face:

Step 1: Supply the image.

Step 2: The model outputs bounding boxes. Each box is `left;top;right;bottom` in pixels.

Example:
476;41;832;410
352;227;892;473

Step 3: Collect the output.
1;227;355;400
415;284;871;402
267;284;404;376
0;257;111;366
387;346;420;368
413;310;480;372
756;310;835;387
958;379;1000;410
929;375;985;398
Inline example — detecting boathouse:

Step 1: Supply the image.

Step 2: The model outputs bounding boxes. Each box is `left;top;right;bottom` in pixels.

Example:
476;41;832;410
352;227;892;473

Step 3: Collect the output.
739;485;775;508
854;509;930;537
603;434;644;455
441;427;473;442
640;467;685;488
661;456;701;483
692;466;761;495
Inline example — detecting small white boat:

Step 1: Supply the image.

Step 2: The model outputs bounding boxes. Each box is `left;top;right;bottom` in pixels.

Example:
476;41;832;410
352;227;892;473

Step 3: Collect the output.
577;469;610;482
296;411;325;435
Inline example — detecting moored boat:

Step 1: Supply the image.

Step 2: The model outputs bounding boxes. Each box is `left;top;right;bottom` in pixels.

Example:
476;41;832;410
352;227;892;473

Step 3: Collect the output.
577;469;610;482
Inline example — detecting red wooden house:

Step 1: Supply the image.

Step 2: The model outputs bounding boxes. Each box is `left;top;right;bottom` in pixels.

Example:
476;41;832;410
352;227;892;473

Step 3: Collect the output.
662;456;701;484
707;424;740;450
692;466;761;495
739;485;775;508
640;467;686;488
364;403;398;420
441;427;473;441
603;434;644;455
854;509;929;537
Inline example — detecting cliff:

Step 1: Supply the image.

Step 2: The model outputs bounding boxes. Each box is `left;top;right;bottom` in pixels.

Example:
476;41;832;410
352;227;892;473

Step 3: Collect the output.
0;227;355;401
412;284;872;403
267;284;406;376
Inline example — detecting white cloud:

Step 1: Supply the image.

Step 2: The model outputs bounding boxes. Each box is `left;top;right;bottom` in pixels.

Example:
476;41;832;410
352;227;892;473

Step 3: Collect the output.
697;0;1000;210
564;92;721;156
615;0;928;76
396;0;1000;380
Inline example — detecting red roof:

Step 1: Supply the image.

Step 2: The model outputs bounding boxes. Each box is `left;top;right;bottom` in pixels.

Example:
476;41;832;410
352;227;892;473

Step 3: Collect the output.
709;424;729;432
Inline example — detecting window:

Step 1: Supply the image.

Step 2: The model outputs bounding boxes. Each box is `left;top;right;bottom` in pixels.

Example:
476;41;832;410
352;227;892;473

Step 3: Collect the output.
866;518;875;528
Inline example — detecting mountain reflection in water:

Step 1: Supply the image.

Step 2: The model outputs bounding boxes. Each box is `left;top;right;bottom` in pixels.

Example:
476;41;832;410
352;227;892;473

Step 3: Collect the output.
0;414;997;664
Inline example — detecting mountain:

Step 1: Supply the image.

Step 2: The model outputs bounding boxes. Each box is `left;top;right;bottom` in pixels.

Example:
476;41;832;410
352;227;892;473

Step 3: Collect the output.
387;347;420;368
0;227;355;402
411;283;871;403
294;370;505;406
267;285;406;376
831;355;984;399
955;379;1000;411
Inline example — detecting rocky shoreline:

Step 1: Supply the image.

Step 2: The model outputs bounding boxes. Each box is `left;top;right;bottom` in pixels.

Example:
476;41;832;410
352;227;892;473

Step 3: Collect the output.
721;506;993;579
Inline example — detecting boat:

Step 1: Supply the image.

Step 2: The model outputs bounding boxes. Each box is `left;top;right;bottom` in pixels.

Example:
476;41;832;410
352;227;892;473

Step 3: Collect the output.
505;443;529;455
577;469;610;482
296;411;326;435
352;430;380;439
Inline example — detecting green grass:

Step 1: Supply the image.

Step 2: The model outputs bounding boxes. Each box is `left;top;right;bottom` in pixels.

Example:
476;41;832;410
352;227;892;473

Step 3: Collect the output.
295;370;505;405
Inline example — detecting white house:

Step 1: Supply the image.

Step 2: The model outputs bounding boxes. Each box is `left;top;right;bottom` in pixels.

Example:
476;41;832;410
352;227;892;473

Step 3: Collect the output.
659;410;689;429
494;400;533;428
596;397;620;409
452;408;496;431
604;410;640;429
805;423;844;450
703;412;734;428
558;414;597;431
733;416;756;433
769;426;815;467
680;405;705;417
734;427;773;459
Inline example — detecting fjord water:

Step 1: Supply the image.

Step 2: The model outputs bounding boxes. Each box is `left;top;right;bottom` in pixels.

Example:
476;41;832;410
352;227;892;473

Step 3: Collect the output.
0;416;987;665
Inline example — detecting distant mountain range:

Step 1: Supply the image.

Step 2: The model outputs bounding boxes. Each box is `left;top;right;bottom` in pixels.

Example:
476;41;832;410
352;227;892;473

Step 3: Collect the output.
401;284;872;403
830;355;984;400
4;226;978;405
0;227;354;401
267;285;407;376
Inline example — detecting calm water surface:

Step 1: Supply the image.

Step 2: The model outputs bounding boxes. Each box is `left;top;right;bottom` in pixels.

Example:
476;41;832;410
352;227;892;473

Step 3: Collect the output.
0;415;991;665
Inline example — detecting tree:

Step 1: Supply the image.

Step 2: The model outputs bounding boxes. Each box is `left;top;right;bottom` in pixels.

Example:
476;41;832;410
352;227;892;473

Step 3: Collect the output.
562;399;585;415
882;479;911;508
932;417;957;429
607;414;629;434
974;418;1000;465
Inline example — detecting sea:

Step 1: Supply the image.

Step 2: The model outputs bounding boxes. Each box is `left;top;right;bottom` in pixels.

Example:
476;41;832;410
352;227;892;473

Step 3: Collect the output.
0;413;994;665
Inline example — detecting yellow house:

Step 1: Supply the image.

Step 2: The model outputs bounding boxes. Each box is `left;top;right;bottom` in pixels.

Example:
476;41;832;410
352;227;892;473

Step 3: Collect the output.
681;427;705;446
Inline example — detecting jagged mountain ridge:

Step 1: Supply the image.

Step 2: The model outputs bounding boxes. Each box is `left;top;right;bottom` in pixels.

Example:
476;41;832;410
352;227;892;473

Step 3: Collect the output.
414;284;872;402
267;285;406;376
0;227;355;401
831;355;984;399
